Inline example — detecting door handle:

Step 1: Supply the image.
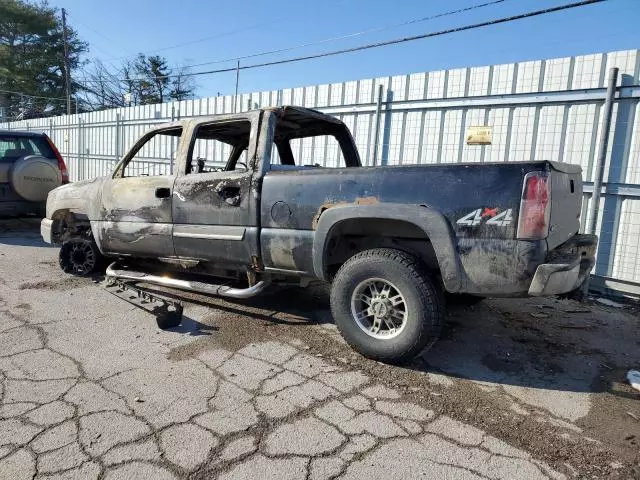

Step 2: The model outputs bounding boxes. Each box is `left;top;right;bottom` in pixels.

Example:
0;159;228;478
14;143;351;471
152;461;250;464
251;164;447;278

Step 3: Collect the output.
216;185;241;206
155;187;171;198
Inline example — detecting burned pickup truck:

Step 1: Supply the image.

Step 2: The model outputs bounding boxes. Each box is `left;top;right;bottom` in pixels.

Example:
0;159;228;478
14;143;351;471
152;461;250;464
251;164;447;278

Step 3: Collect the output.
41;106;596;363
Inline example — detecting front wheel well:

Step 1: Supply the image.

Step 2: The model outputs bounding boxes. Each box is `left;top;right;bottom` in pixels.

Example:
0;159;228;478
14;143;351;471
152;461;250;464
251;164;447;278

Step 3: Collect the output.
323;218;440;281
50;210;92;244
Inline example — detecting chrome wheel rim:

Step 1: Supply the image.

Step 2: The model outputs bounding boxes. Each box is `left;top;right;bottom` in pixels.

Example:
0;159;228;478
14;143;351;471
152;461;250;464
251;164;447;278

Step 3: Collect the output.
350;278;407;339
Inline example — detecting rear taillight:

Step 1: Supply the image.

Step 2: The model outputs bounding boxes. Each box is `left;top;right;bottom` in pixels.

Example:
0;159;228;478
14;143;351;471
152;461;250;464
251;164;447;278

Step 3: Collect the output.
45;135;69;184
517;172;551;240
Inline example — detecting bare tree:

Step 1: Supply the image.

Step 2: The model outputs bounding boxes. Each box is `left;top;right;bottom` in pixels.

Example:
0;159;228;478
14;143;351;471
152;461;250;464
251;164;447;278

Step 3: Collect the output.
76;60;126;110
78;55;198;111
170;65;197;101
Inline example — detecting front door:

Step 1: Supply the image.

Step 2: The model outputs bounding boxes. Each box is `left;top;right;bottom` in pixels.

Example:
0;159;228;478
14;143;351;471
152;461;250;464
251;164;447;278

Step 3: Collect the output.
98;126;183;258
172;118;258;266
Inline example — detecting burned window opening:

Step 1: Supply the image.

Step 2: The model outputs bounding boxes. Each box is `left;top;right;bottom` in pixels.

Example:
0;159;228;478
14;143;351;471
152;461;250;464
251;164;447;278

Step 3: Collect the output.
270;110;360;168
187;120;251;175
117;127;183;178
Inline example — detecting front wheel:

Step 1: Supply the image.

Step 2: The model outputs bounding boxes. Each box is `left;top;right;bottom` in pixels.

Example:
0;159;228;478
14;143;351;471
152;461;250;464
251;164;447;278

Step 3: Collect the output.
59;237;103;276
330;248;444;364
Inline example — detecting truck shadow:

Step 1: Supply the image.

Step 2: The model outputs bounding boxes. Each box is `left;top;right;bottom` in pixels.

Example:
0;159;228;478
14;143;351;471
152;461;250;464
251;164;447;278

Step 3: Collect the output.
412;298;640;400
135;282;334;328
166;313;218;337
200;284;639;398
131;281;639;400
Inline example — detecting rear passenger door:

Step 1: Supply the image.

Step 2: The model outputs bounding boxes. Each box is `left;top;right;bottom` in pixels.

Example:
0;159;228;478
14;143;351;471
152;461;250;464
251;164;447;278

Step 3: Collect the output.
172;118;259;266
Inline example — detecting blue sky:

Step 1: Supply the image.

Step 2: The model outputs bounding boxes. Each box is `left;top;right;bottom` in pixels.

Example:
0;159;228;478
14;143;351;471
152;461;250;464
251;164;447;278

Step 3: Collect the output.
58;0;639;98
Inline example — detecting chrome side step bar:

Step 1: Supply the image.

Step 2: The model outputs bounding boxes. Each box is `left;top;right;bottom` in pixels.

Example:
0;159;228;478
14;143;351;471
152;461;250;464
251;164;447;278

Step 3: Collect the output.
105;262;269;299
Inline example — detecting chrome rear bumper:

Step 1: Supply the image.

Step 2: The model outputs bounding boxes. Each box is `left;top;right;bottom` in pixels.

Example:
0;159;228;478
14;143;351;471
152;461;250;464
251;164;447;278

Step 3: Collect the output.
528;234;597;296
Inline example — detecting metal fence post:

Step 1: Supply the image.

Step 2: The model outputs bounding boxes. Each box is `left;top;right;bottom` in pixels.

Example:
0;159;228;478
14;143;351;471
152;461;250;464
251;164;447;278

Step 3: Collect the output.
234;60;240;113
580;67;619;298
77;117;82;182
170;104;176;174
587;67;618;235
115;113;121;160
371;84;384;166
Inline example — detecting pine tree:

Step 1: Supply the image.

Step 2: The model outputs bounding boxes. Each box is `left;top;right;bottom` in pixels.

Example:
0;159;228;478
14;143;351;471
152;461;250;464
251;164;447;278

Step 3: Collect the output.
0;0;87;119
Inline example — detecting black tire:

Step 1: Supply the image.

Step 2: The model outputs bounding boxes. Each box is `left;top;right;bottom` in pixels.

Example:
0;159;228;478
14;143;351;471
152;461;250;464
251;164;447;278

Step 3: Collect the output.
445;292;485;307
59;238;103;276
330;248;444;364
155;305;182;329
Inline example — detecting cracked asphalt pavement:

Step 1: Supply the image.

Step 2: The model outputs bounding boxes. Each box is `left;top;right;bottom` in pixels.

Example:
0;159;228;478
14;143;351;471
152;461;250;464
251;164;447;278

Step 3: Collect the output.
0;218;639;479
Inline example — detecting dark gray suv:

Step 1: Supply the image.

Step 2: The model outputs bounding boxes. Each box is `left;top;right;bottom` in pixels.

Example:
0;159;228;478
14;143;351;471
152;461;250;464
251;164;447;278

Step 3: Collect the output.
0;130;68;216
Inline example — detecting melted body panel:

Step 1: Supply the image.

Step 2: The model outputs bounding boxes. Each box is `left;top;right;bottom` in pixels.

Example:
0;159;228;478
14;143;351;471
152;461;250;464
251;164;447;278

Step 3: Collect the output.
259;161;578;293
172;171;255;264
260;163;535;235
99;175;175;257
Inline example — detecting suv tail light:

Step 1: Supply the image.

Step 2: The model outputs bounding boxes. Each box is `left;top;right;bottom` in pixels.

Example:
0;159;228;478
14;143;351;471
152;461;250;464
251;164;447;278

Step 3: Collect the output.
45;135;69;184
517;172;550;240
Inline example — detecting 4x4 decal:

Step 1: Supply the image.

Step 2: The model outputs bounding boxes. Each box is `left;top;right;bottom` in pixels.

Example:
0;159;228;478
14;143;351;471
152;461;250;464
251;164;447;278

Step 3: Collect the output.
456;208;513;227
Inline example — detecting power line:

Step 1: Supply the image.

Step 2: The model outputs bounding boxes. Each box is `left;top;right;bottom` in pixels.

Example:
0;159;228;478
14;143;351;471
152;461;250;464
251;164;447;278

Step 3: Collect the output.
64;11;131;78
0;86;116;114
58;9;129;107
108;0;508;67
65;10;133;59
183;0;510;70
0;86;112;115
0;88;67;102
79;0;509;84
111;17;291;59
79;0;606;85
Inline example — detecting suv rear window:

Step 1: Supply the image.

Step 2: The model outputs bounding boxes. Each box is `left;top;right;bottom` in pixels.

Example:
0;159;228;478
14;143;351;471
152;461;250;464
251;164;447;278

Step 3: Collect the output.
0;134;56;163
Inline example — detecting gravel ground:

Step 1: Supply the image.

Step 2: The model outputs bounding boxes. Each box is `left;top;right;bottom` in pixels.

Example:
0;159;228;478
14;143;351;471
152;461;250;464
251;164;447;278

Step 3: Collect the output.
0;218;638;479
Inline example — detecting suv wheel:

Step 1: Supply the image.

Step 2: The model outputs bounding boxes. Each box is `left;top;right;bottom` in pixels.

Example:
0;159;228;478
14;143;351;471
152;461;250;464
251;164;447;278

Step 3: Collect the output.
59;238;103;276
330;248;444;364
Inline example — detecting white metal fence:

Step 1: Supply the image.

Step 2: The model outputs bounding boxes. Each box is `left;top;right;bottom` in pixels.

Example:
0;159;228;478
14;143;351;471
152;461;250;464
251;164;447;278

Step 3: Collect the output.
2;49;639;296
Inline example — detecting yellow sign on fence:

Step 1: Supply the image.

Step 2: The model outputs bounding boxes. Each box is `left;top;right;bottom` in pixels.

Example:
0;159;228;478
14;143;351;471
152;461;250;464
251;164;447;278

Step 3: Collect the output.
466;126;492;145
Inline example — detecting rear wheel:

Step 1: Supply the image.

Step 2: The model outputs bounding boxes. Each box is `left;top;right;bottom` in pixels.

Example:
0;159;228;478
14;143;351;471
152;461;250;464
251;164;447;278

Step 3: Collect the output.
330;248;444;364
59;237;103;276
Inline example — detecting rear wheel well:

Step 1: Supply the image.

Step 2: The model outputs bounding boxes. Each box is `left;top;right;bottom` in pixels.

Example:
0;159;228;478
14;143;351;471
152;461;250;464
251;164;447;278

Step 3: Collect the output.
323;218;440;280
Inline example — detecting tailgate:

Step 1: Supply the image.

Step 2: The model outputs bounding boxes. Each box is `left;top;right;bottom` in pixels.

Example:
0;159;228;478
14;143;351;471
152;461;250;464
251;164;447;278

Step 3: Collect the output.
547;162;582;250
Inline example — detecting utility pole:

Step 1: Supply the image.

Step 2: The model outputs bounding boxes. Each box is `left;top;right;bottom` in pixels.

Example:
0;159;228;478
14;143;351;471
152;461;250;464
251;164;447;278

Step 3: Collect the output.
61;8;72;115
